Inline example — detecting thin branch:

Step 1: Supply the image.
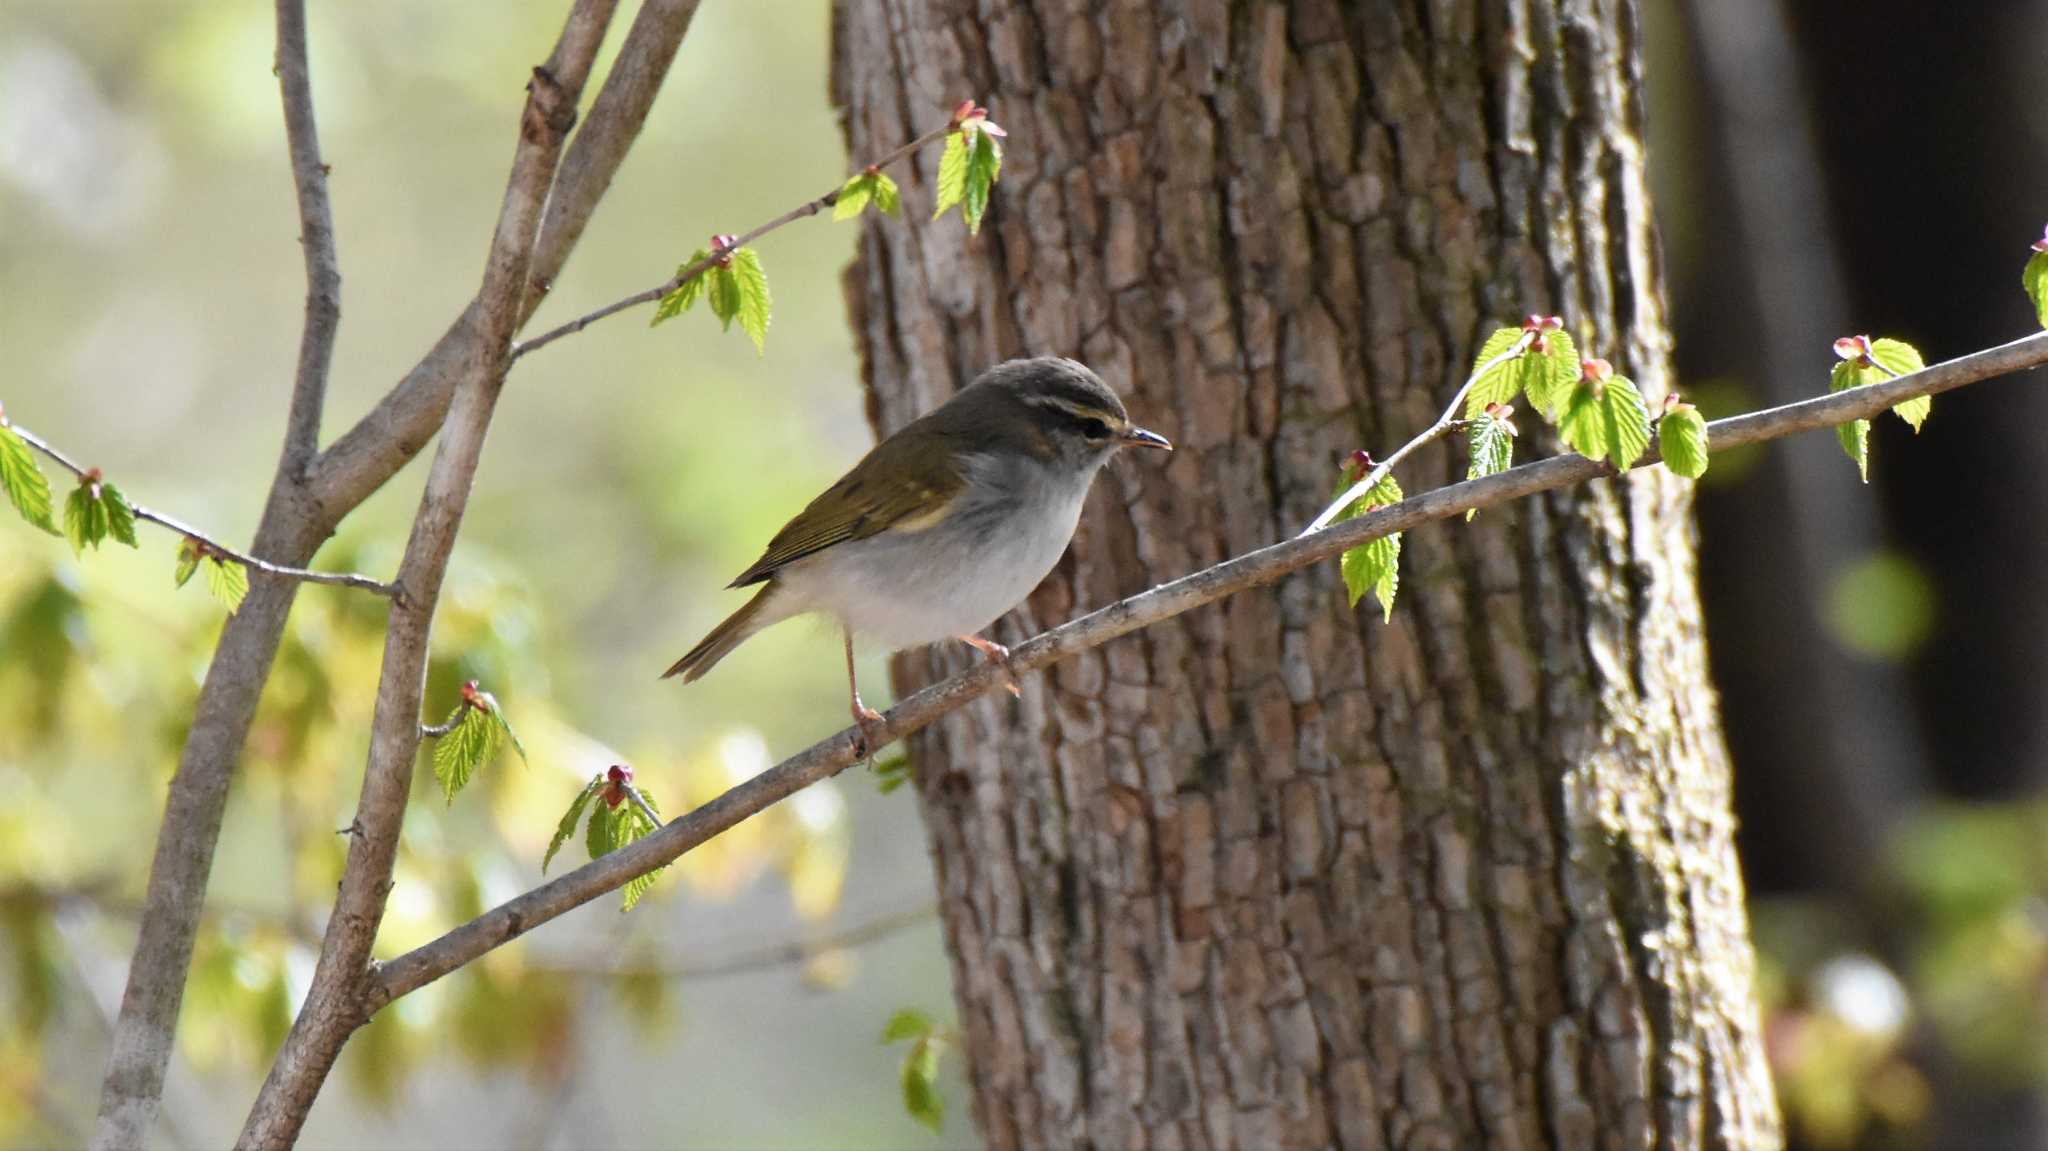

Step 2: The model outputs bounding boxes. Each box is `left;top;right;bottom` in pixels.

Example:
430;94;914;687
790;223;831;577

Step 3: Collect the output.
537;902;938;983
6;421;396;598
273;0;340;475
1301;331;1535;534
420;713;462;739
509;120;956;360
622;781;664;829
367;328;2048;1010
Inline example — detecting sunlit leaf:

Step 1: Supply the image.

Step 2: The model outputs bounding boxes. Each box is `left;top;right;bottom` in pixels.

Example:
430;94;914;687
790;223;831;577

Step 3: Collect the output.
1868;337;1930;431
2024;249;2048;331
0;424;56;534
1462;328;1529;415
1528;330;1580;418
881;1008;934;1044
174;537;202;588
543;778;602;873
729;247;771;355
901;1037;945;1134
651;249;712;326
1332;472;1403;622
931;131;969;223
1560;370;1652;469
432;703;500;803
1829;360;1871;483
1658;405;1711;479
872;172;901;216
617;786;665;912
961;129;1002;235
203;556;249;614
832;172;874;221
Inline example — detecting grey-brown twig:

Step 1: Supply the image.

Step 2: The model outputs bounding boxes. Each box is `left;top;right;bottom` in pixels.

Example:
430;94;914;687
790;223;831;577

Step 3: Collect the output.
509;120;956;360
7;421;395;598
365;328;2048;1010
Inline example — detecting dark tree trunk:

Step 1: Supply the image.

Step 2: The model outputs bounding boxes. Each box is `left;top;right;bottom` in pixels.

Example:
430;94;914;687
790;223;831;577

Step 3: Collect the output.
834;3;1780;1148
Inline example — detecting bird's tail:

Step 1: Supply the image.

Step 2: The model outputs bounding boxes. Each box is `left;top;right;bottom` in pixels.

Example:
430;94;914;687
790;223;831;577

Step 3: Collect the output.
662;584;780;682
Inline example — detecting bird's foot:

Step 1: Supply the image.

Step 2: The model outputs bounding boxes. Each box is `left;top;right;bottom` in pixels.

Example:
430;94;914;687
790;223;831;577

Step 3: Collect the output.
958;634;1022;698
850;699;886;762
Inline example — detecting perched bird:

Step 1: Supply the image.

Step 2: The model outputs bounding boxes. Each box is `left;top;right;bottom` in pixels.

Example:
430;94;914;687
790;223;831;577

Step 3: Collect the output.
663;356;1171;752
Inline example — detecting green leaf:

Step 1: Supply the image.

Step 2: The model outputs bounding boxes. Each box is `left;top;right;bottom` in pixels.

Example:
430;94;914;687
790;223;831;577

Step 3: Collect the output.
585;800;620;861
961;129;1003;235
1868;337;1930;431
932;131;969;222
872;172;901;216
881;1008;935;1044
173;538;202;588
651;250;712;326
2025;249;2048;331
728;247;771;354
1462;327;1529;415
1333;473;1403;622
203;556;249;614
871;752;912;795
900;1037;945;1134
832;173;874;221
543;778;602;874
1527;330;1580;418
1830;360;1872;483
1559;373;1652;469
432;703;500;803
1462;411;1517;521
707;265;741;332
63;485;104;555
616;788;665;912
1657;406;1711;479
0;424;57;534
98;480;138;547
486;701;528;764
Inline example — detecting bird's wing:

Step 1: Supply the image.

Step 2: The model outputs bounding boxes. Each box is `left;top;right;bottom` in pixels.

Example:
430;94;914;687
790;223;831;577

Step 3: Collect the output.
727;431;968;587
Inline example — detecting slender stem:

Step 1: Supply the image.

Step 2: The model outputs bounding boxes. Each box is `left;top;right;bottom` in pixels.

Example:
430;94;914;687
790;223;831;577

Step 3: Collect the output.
539;902;937;983
367;328;2048;1010
1300;331;1535;534
274;0;340;475
420;712;463;739
7;421;396;598
623;782;665;829
509;121;956;360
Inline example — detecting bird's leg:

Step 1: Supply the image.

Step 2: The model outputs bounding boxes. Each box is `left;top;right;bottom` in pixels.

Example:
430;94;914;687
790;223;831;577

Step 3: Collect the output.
845;628;885;762
957;633;1022;697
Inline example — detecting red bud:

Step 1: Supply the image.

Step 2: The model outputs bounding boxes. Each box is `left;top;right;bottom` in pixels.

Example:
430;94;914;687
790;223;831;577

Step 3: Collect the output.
1832;335;1873;363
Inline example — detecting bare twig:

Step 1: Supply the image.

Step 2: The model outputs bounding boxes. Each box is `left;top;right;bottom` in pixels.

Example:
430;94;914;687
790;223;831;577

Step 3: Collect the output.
7;421;396;597
420;713;463;739
509;120;956;360
274;0;340;475
538;902;938;983
235;5;621;1147
365;328;2048;1009
621;781;665;830
1301;331;1535;534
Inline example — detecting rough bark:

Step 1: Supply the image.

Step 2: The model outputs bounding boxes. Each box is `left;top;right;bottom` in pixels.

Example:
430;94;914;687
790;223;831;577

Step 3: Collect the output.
835;2;1779;1149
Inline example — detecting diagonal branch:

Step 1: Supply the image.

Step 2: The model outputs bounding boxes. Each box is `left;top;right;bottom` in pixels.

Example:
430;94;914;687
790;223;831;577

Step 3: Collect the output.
367;329;2048;1009
510;120;955;360
7;420;394;597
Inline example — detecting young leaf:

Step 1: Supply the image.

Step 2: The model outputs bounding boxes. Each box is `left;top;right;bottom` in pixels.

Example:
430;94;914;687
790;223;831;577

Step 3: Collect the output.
203;556;249;614
1527;329;1581;418
543;778;603;873
1332;472;1403;622
174;538;203;588
1463;407;1517;521
932;131;969;222
651;249;713;326
615;787;666;912
872;172;901;216
961;129;1003;235
2025;248;2048;331
1829;359;1871;483
485;701;529;764
1559;365;1651;469
0;424;57;534
707;264;742;332
900;1037;945;1134
871;752;912;795
1657;404;1711;479
729;247;771;354
881;1008;935;1044
832;173;874;221
98;480;139;547
1462;328;1529;415
432;704;500;803
585;801;620;861
1867;337;1930;431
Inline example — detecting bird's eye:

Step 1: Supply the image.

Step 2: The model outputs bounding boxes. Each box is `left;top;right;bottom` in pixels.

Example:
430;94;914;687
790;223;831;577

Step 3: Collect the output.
1078;417;1112;441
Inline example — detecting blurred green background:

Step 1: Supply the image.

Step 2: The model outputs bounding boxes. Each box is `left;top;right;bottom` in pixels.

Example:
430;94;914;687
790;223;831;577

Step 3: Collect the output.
3;1;2047;1149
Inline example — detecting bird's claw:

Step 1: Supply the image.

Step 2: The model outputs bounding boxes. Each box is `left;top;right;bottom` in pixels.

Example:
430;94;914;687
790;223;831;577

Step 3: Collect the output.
961;635;1022;698
851;701;885;762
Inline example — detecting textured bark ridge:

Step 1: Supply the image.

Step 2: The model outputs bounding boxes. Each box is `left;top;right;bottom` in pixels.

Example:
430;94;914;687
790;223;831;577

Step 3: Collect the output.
834;3;1779;1148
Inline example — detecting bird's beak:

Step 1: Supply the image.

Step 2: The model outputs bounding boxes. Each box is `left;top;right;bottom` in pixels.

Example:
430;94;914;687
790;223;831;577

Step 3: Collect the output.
1120;425;1173;451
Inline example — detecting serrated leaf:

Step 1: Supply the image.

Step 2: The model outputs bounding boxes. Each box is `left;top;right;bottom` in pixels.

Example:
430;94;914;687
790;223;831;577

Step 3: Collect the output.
203;555;249;614
543;779;602;873
485;701;529;764
1332;473;1403;622
1463;328;1529;415
961;129;1002;235
63;485;102;555
729;247;771;354
432;704;500;803
1463;413;1517;521
900;1037;944;1134
1528;330;1580;418
174;538;202;588
1559;373;1652;469
832;173;874;221
97;480;138;547
1829;360;1871;483
1868;337;1930;431
651;250;712;326
0;424;57;534
586;800;620;860
872;172;901;216
882;1008;935;1044
2025;250;2048;331
707;265;742;332
932;131;969;222
1658;407;1710;479
616;788;665;912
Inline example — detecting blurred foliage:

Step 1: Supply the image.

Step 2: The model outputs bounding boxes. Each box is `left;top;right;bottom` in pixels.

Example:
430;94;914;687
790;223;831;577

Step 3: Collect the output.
1757;796;2048;1149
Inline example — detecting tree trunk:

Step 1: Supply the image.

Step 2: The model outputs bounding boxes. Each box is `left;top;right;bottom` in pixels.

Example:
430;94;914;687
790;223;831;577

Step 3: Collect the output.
834;3;1779;1148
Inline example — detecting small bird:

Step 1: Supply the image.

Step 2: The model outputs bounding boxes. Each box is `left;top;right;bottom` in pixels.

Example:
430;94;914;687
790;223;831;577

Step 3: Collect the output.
663;356;1171;753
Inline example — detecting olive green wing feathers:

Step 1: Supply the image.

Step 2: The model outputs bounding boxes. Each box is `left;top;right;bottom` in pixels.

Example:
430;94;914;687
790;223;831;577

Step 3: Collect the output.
727;433;967;587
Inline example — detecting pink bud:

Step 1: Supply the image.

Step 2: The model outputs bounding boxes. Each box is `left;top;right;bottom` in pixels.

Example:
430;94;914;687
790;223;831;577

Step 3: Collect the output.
1522;314;1563;333
1832;335;1873;362
1581;358;1613;382
2033;224;2048;253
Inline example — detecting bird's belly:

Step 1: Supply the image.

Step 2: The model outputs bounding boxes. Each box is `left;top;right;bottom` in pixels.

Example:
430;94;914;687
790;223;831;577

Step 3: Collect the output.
778;484;1086;651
